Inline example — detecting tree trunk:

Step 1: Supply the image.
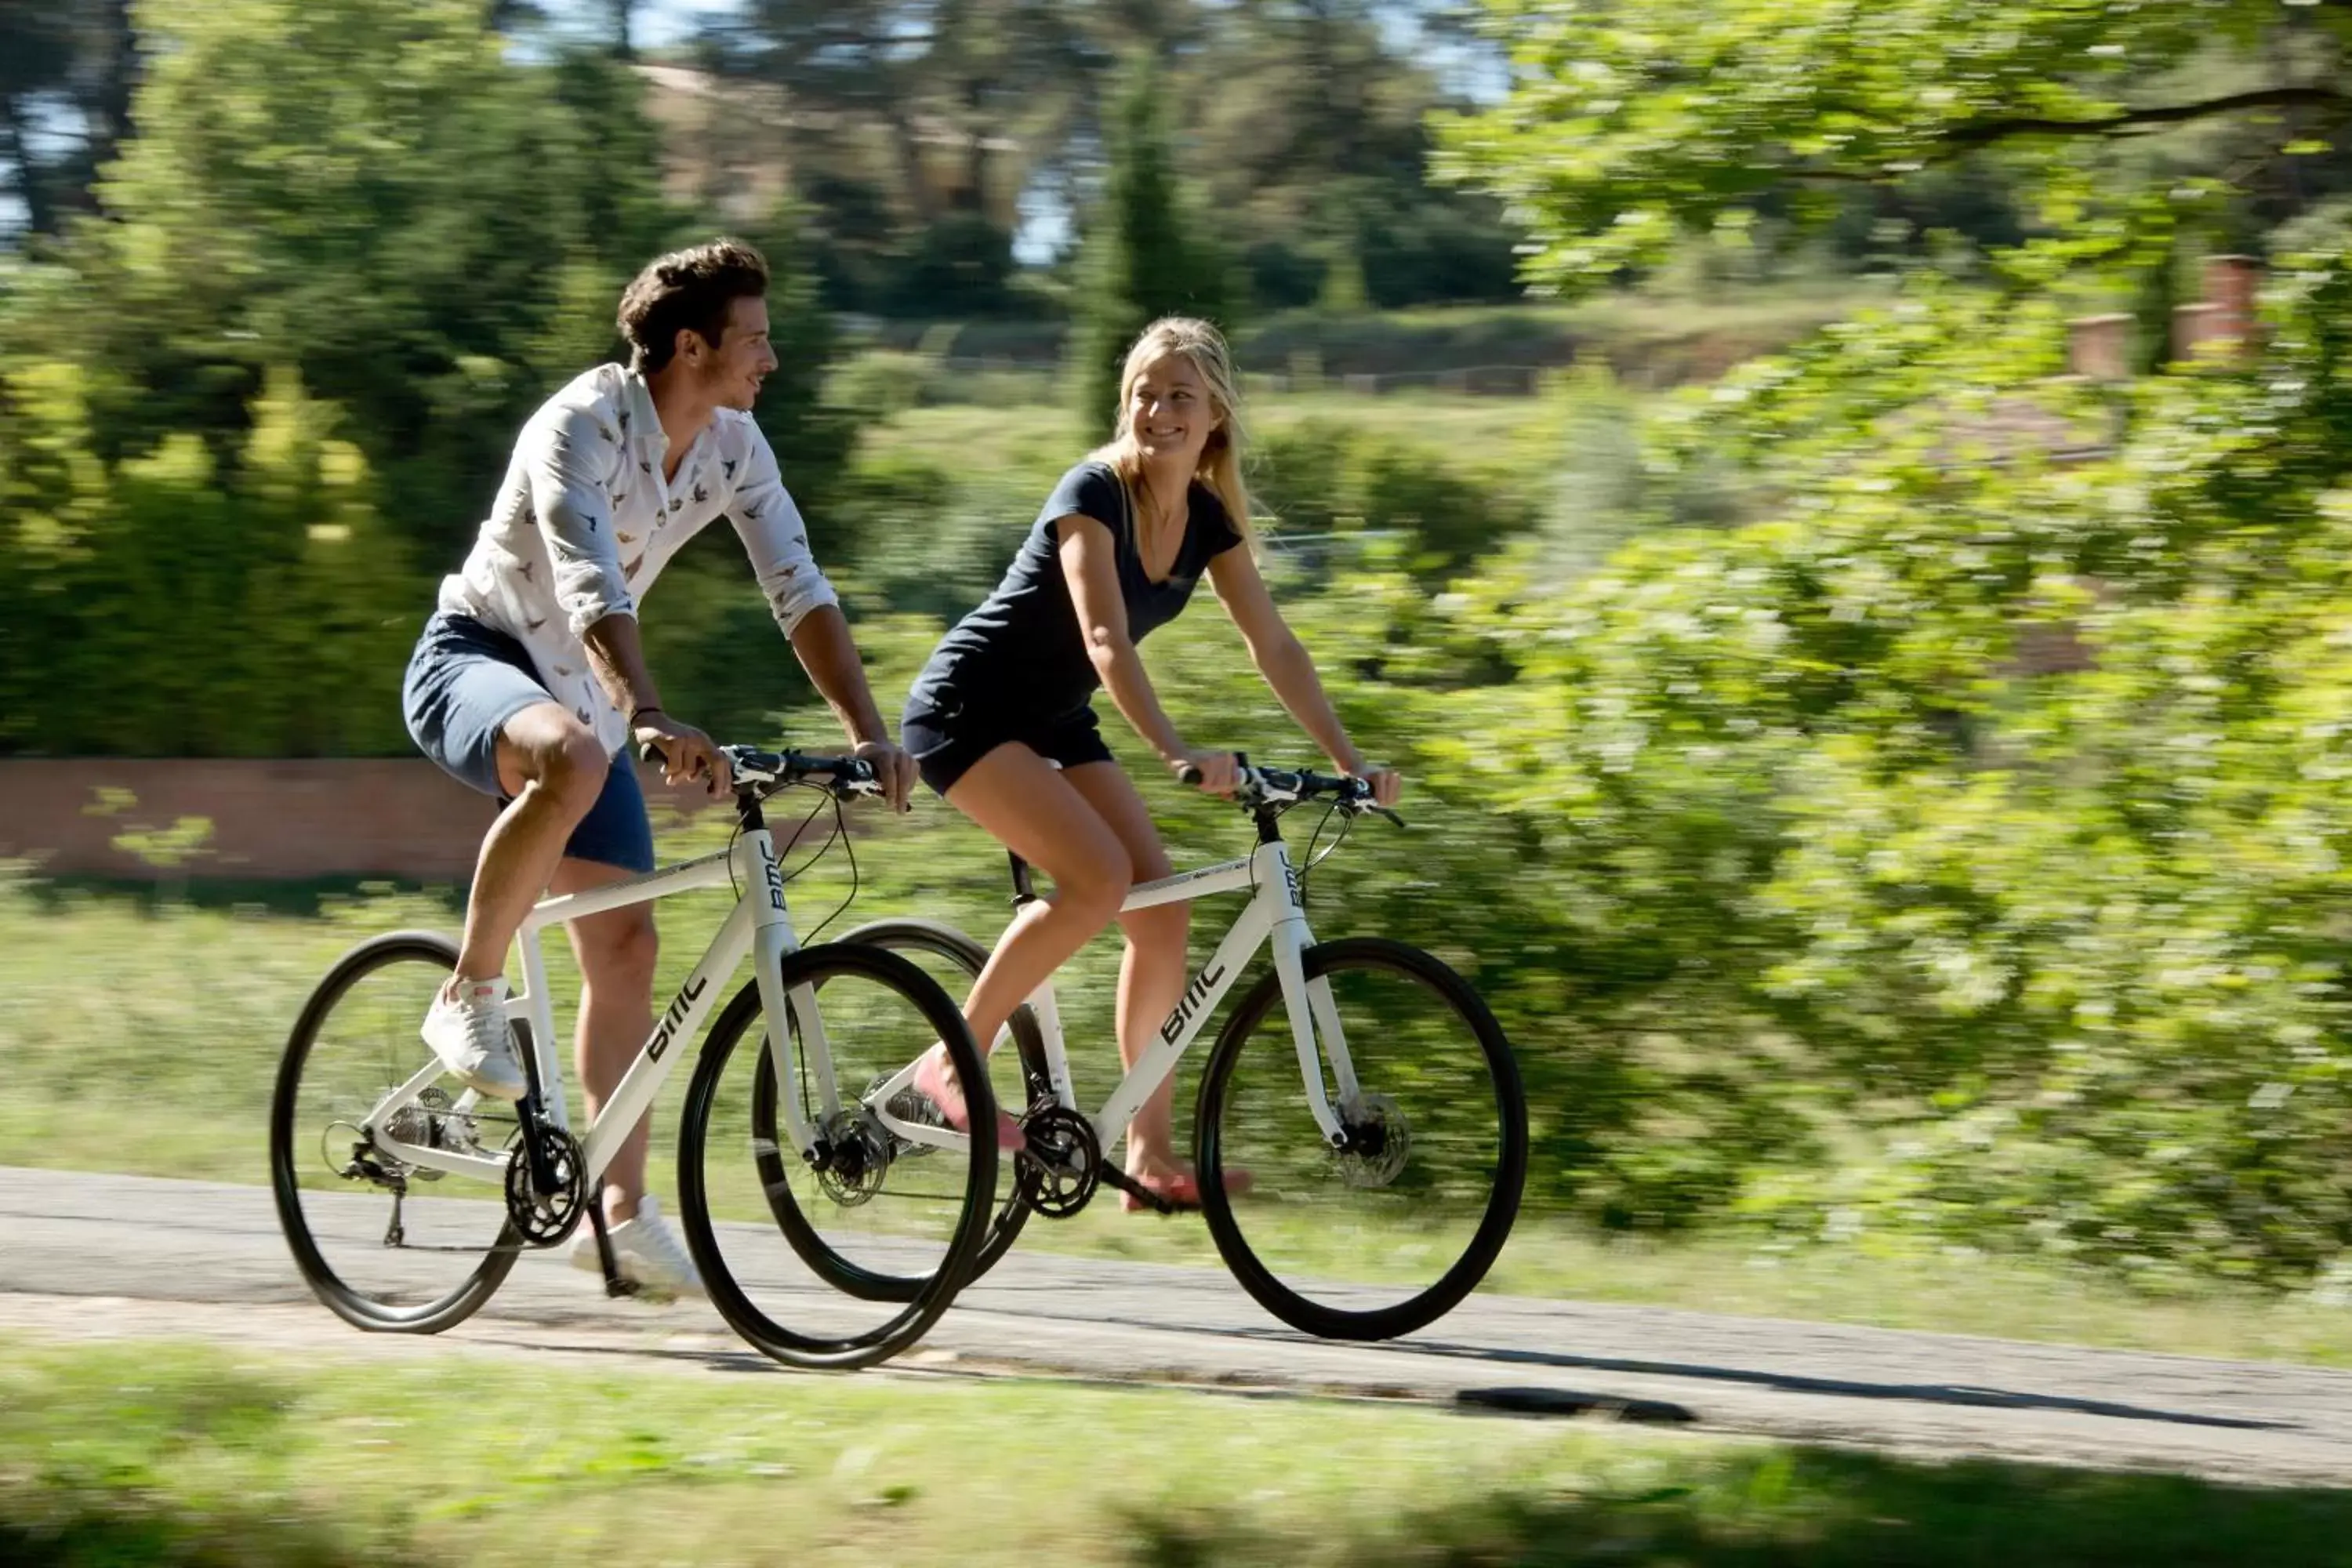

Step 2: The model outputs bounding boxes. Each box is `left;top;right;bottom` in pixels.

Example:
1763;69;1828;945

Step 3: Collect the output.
0;92;57;235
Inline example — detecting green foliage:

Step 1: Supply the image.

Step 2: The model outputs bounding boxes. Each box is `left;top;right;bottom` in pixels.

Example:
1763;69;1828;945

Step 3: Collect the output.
1439;0;2347;292
0;0;850;757
1253;420;1543;580
1070;58;1238;441
1413;253;2352;1278
1;360;419;756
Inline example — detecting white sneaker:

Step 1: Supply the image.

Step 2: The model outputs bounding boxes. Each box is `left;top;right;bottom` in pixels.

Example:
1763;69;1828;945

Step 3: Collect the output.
571;1196;706;1301
419;976;528;1102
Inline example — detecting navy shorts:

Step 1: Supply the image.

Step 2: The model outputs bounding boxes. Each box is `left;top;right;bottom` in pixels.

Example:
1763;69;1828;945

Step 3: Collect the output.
900;696;1115;797
401;611;655;873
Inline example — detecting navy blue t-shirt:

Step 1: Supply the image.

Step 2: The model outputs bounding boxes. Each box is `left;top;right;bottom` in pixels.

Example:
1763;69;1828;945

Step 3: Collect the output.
909;461;1244;724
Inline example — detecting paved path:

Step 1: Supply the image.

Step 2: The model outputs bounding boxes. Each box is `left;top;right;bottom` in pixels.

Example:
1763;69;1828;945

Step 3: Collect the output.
5;1167;2350;1485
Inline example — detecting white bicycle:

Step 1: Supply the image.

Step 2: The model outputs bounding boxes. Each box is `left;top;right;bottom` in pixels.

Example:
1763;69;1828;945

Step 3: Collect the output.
824;759;1530;1341
269;744;1000;1370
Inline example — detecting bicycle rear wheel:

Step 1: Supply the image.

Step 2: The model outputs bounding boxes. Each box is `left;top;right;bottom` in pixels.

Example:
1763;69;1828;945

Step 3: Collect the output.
270;931;521;1334
1196;937;1526;1341
676;941;996;1370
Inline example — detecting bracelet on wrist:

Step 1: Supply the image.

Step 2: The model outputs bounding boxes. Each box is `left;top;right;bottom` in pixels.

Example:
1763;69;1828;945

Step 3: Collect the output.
629;705;664;728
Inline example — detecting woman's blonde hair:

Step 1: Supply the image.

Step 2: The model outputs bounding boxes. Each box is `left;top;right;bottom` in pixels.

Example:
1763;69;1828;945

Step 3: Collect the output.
1092;317;1254;543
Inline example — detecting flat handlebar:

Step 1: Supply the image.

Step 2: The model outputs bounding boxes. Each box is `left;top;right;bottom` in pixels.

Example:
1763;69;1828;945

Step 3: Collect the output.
1176;757;1402;825
636;740;881;801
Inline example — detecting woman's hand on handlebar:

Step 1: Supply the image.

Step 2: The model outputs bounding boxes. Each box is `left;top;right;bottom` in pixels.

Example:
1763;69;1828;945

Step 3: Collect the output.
1336;752;1402;818
1171;746;1241;796
633;710;731;796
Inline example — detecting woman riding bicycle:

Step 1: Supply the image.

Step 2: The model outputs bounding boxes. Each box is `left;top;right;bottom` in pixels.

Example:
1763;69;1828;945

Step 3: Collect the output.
902;317;1402;1209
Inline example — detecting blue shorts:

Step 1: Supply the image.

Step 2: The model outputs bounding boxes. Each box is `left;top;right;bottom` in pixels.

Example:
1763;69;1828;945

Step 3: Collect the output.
401;612;655;874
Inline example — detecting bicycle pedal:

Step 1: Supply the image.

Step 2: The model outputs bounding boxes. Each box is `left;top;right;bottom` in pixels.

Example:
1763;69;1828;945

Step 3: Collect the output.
1098;1166;1178;1215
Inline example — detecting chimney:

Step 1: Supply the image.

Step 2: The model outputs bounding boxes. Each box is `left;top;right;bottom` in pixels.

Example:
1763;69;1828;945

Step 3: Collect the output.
2172;254;2263;366
2066;313;2132;380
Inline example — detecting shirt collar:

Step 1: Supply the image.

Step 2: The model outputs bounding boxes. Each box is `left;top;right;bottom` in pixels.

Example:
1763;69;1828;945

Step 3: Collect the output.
620;368;665;456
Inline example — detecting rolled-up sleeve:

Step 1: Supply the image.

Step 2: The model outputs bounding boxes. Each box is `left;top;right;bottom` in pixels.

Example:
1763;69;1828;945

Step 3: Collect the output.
725;423;839;635
522;401;634;637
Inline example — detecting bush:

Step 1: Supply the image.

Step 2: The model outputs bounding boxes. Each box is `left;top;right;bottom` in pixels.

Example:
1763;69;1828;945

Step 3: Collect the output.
1250;421;1541;580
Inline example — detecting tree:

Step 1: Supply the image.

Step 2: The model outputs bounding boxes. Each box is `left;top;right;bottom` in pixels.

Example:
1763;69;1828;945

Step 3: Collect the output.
704;0;1107;313
0;0;853;754
1438;0;2352;291
1069;57;1233;437
0;0;137;238
1399;0;2352;1276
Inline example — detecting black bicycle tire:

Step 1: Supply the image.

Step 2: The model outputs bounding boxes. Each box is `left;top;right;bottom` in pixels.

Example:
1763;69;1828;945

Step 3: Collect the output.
675;940;997;1370
1195;937;1528;1341
269;930;521;1334
805;919;1048;1294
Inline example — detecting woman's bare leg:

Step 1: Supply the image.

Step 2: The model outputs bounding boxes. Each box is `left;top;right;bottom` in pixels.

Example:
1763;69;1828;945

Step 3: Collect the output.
942;745;1135;1048
1062;761;1189;1180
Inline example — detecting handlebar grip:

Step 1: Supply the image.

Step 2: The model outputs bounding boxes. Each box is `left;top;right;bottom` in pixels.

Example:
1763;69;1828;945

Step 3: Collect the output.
1176;763;1203;786
637;740;664;764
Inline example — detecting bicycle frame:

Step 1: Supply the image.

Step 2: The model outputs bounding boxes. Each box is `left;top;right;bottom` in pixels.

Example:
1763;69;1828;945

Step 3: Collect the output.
356;824;831;1189
866;835;1363;1155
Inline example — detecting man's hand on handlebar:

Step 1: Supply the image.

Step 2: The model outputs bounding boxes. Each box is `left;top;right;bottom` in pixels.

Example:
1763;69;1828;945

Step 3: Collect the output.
1341;760;1403;810
633;710;732;796
852;738;917;815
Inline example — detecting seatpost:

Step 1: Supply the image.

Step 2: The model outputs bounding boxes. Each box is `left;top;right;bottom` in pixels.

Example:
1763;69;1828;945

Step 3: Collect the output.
1007;851;1038;906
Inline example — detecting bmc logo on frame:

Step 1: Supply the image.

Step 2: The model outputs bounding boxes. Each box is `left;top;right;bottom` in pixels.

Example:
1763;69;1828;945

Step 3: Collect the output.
1160;962;1226;1045
647;975;710;1062
760;838;786;913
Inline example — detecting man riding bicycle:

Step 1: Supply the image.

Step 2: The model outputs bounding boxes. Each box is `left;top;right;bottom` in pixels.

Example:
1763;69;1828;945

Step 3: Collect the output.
399;239;916;1298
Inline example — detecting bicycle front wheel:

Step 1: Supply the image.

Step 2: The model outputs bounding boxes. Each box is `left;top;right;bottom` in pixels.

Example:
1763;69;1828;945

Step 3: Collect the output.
270;931;521;1334
677;941;997;1370
1196;937;1526;1341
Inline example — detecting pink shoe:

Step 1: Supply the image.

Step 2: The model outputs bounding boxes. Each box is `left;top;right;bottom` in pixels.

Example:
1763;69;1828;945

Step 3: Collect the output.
910;1045;1025;1156
1120;1165;1254;1214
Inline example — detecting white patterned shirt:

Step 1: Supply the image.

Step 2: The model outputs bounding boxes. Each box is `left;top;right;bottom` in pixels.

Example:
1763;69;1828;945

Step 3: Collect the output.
437;364;838;757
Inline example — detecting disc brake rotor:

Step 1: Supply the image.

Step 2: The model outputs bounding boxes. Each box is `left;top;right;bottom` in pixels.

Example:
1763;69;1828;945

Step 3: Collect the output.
1334;1092;1410;1189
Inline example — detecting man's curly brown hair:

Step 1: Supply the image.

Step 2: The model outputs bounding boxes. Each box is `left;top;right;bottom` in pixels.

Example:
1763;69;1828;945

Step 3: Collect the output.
616;239;770;373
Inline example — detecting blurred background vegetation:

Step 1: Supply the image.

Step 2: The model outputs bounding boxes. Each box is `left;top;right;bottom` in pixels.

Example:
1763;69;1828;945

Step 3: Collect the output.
13;0;2352;1294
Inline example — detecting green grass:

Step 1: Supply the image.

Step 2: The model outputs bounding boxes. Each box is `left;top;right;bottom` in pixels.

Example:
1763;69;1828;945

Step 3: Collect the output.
5;1334;2350;1566
15;863;2352;1371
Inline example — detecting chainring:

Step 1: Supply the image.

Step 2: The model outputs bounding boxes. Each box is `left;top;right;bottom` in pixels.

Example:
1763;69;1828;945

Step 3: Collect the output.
1014;1103;1101;1218
503;1122;586;1246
